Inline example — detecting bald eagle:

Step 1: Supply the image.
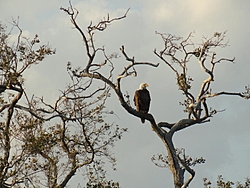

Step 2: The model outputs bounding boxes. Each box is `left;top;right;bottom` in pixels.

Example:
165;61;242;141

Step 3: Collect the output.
134;83;151;123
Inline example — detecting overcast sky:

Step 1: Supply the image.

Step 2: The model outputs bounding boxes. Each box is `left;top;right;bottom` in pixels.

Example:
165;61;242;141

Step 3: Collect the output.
1;0;250;187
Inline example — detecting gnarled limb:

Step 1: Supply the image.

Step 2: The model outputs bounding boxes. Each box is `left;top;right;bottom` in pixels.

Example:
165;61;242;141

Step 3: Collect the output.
154;31;249;187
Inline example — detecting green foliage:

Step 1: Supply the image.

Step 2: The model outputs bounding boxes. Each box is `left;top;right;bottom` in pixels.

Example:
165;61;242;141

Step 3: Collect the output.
0;21;55;187
0;22;54;89
0;21;126;188
203;175;250;188
85;180;121;188
152;148;205;169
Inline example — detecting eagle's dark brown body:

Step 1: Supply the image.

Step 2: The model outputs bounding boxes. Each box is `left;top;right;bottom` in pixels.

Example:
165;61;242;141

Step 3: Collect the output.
134;85;151;123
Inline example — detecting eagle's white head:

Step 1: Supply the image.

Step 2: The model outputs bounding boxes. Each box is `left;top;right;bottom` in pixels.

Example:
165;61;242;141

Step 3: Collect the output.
139;83;149;90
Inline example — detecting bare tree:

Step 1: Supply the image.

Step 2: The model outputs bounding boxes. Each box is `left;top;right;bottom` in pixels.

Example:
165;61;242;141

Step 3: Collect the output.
60;2;250;187
153;31;250;187
0;19;126;187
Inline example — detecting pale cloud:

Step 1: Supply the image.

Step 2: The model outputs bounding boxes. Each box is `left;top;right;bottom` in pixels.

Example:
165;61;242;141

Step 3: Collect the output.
74;0;108;21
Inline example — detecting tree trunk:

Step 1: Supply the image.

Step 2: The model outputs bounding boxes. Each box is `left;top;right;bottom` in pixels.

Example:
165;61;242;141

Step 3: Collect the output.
165;134;183;188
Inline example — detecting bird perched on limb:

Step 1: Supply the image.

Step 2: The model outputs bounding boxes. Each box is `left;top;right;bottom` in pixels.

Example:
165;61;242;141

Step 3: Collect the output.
134;83;151;123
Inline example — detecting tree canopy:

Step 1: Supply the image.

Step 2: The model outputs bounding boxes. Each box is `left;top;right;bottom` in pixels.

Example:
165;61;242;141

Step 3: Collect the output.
0;20;126;188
